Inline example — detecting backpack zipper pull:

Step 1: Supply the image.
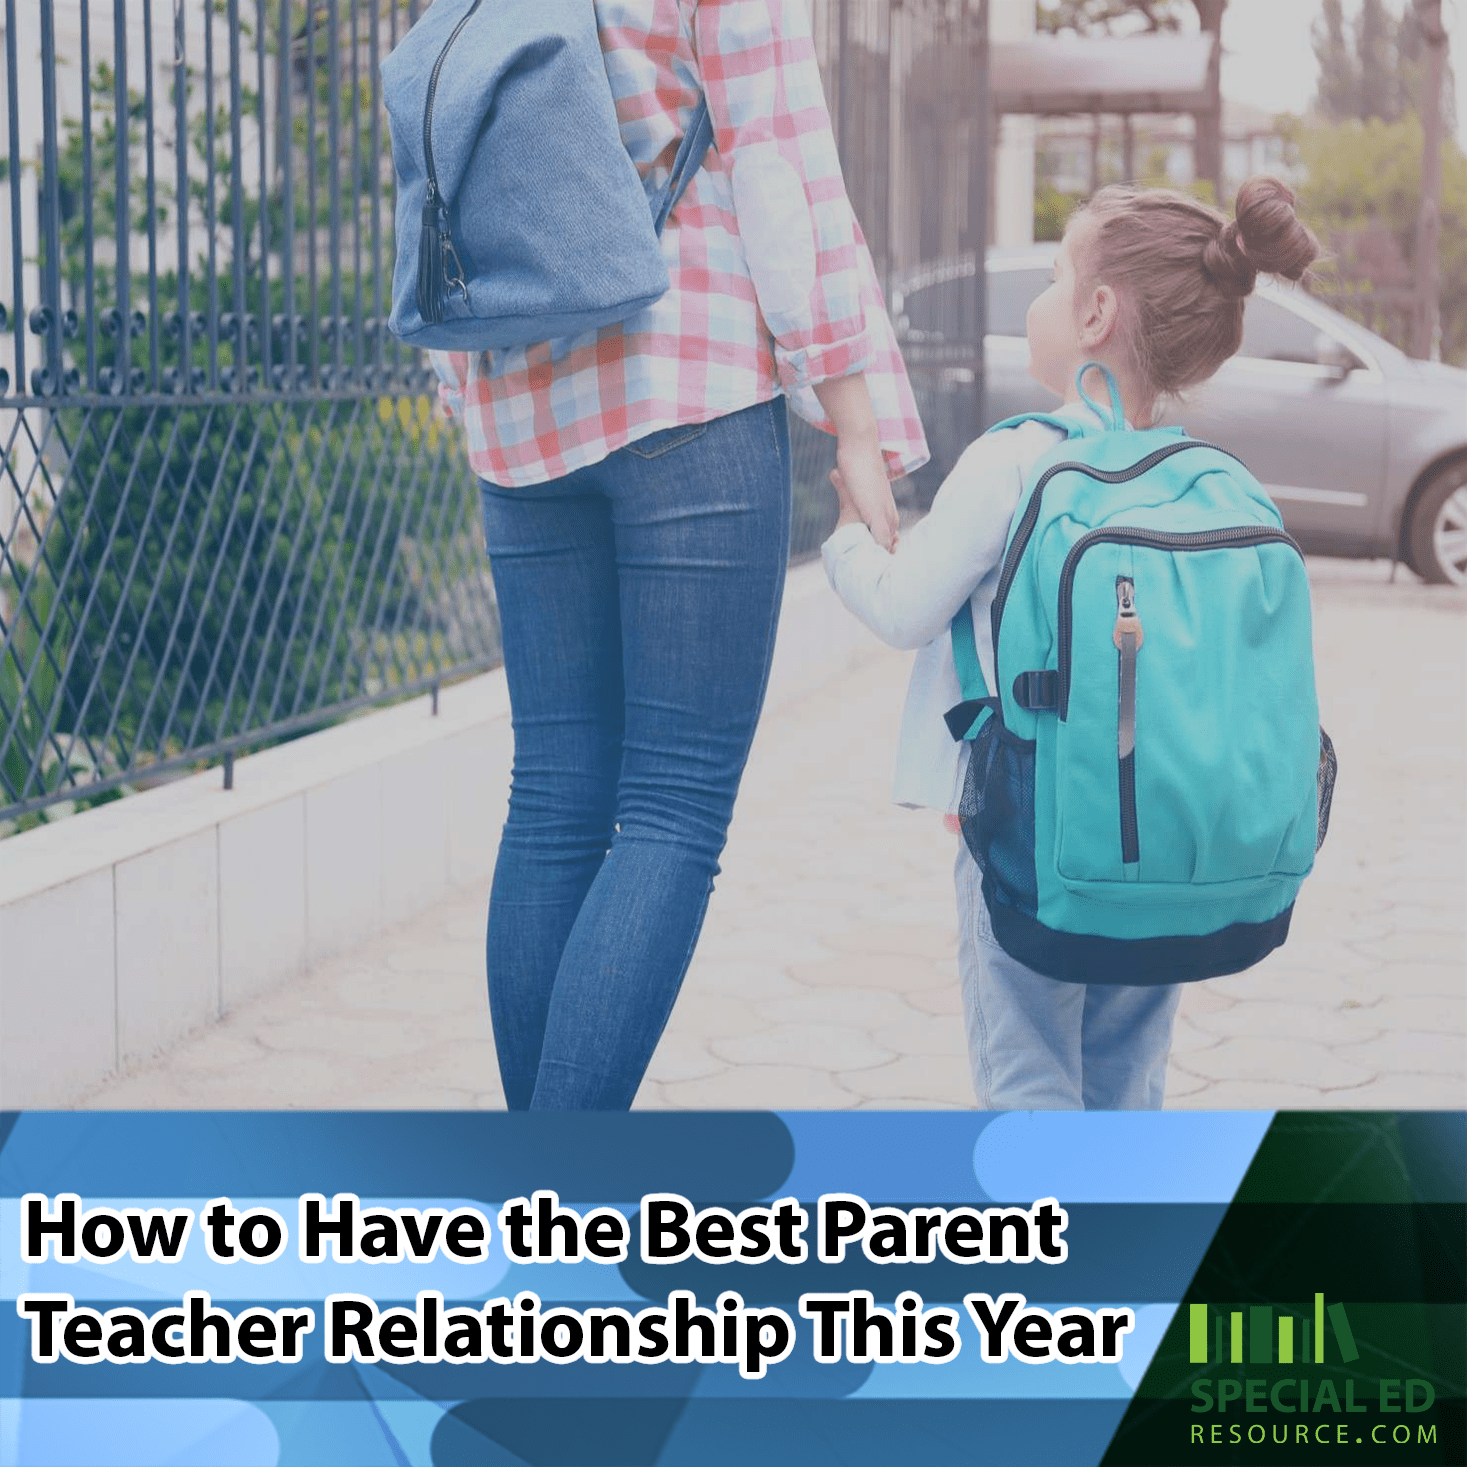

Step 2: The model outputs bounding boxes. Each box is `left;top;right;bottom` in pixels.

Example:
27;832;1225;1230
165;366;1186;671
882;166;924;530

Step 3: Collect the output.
1113;576;1144;651
416;181;448;323
1114;576;1142;864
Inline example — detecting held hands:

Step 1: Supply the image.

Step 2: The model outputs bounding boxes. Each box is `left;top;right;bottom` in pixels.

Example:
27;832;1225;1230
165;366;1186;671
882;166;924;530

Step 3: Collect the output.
830;438;900;551
813;372;899;551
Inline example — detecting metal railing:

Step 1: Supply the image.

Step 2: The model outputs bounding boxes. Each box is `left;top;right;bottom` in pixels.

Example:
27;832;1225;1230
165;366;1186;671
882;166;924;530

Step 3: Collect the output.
1;0;989;829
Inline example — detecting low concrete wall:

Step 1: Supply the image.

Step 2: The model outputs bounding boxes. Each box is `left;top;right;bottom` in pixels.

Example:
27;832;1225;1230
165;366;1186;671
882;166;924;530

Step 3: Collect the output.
0;559;876;1107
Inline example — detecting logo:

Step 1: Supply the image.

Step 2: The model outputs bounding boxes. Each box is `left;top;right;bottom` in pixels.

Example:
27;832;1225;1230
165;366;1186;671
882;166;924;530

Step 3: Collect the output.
1189;1293;1358;1366
1186;1293;1437;1453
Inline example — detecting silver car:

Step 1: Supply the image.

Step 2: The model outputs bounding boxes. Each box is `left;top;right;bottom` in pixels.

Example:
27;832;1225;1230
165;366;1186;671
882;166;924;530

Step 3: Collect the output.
893;249;1467;584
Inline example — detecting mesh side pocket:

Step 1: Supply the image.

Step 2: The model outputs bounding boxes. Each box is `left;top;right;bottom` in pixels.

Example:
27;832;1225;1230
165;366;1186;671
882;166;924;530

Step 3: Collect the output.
958;717;1039;916
958;718;1000;872
1316;725;1337;851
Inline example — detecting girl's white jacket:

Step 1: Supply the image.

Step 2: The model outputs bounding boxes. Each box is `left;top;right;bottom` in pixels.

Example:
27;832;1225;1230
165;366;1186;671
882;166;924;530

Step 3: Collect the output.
821;400;1117;815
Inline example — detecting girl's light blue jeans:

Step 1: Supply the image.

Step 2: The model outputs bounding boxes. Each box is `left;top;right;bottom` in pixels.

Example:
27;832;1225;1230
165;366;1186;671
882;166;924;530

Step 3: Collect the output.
478;398;791;1112
955;843;1183;1109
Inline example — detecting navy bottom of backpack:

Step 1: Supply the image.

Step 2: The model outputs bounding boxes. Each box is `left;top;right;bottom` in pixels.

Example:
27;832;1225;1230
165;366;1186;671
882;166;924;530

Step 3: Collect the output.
982;872;1295;986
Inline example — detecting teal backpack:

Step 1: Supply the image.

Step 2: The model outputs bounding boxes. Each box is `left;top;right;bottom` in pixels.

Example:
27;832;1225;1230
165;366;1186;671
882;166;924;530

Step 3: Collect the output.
950;364;1336;985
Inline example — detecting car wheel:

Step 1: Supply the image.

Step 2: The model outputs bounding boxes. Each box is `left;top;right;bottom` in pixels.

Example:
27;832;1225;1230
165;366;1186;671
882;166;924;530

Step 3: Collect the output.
1407;459;1467;586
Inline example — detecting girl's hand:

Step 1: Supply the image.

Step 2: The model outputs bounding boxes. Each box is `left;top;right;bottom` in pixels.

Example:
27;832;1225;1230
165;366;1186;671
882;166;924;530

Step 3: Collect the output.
830;441;900;551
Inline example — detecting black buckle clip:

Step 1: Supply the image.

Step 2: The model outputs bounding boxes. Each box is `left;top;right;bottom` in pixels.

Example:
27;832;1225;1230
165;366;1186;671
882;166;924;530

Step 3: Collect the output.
1013;670;1059;711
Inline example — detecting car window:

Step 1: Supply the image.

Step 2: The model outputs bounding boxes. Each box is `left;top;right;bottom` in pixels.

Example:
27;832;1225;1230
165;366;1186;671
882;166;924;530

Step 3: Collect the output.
987;268;1050;337
1239;297;1332;365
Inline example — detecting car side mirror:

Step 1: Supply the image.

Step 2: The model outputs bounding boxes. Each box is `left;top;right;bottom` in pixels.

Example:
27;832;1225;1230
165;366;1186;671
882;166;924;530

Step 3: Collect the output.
1314;332;1358;381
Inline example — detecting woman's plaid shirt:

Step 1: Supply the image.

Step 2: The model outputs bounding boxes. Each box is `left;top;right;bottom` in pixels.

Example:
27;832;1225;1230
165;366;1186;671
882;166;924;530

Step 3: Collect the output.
431;0;929;488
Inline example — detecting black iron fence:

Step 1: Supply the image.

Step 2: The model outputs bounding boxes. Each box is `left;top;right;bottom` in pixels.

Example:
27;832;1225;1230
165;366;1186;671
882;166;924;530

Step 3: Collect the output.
1;0;989;830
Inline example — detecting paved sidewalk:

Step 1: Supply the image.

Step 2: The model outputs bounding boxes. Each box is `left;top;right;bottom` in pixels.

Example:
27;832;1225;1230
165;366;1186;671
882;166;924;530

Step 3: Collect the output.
80;560;1466;1112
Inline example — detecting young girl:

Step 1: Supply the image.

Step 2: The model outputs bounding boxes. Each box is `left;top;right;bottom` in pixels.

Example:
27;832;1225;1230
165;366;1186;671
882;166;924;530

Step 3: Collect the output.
823;177;1321;1110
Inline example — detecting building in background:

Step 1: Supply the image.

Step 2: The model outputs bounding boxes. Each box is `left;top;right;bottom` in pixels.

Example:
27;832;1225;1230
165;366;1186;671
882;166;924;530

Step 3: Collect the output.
1037;97;1293;199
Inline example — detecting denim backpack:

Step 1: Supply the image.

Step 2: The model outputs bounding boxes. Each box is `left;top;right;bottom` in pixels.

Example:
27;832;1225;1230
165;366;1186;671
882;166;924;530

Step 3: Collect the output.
949;364;1336;985
382;0;713;349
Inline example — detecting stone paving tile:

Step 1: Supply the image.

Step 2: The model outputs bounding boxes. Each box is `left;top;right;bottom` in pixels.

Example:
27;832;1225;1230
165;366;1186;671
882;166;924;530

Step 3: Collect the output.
1328;1030;1467;1078
750;987;918;1033
1350;993;1467;1033
163;1031;273;1072
709;1023;896;1073
820;922;958;961
906;982;964;1018
1203;966;1368;1008
171;1050;380;1106
642;1033;730;1086
695;928;837;968
684;960;811;1006
1168;1080;1334;1110
1349;931;1467;965
344;1086;483;1110
1168;1012;1229;1055
658;1064;855;1110
787;952;951;994
1344;962;1467;998
656;991;770;1043
327;974;479;1018
1179;984;1239;1014
252;1012;452;1061
869;1010;971;1059
1162;1067;1212;1100
1174;1036;1375;1089
1303;1074;1465;1108
77;560;1466;1114
831;1054;974;1106
1187;999;1386;1046
377;1037;504;1095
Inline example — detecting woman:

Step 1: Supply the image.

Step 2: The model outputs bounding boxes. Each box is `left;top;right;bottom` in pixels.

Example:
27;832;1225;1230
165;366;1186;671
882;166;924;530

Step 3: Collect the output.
433;0;927;1110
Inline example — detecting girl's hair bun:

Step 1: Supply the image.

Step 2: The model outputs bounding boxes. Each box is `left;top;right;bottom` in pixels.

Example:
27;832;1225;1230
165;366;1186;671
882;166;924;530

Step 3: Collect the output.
1203;175;1320;297
1202;220;1255;298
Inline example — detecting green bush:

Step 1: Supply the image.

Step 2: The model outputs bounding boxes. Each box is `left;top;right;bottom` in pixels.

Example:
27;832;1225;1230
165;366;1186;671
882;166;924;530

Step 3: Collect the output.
1288;116;1467;364
42;377;467;777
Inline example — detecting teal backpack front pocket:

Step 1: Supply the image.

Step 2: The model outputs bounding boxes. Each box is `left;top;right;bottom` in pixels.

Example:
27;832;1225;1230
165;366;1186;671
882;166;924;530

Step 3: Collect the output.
1053;532;1320;895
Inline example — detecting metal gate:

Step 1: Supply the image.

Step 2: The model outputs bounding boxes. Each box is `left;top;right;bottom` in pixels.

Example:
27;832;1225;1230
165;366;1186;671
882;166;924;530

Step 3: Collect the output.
0;0;990;829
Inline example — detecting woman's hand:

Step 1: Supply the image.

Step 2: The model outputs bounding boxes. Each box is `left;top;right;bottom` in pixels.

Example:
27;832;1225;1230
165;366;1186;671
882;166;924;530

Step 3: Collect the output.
815;373;899;550
833;438;899;549
830;449;900;550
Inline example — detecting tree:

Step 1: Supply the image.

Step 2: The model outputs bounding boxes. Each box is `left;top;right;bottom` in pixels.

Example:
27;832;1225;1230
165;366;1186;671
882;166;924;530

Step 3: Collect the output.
1312;0;1458;127
1313;0;1360;123
1191;0;1226;198
1288;115;1467;364
1356;0;1396;123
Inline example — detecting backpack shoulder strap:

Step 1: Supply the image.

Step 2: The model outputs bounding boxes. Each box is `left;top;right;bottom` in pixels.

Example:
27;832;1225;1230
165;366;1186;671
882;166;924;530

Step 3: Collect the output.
944;600;998;742
651;97;714;233
984;411;1094;439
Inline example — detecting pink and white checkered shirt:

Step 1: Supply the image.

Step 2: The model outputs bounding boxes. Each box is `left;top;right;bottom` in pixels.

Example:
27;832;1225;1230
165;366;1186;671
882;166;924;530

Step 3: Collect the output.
431;0;929;489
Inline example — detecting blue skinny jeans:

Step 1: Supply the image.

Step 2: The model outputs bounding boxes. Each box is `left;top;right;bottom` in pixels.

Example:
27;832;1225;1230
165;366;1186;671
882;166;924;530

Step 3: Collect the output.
478;398;792;1110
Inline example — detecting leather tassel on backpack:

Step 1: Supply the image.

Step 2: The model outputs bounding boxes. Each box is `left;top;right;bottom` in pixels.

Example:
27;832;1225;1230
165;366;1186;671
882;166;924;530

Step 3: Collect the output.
416;184;448;325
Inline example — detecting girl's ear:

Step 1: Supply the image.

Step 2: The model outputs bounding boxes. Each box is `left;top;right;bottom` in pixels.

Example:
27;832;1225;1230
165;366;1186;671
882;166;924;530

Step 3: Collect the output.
1078;283;1119;351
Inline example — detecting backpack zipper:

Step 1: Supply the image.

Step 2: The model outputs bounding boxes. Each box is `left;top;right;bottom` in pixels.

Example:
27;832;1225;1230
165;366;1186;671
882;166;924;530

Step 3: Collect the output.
1114;576;1142;864
416;0;482;319
989;440;1240;679
1055;526;1302;719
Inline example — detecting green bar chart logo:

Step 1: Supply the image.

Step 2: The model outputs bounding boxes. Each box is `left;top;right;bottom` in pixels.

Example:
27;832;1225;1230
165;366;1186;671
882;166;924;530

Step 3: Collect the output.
1188;1294;1359;1366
